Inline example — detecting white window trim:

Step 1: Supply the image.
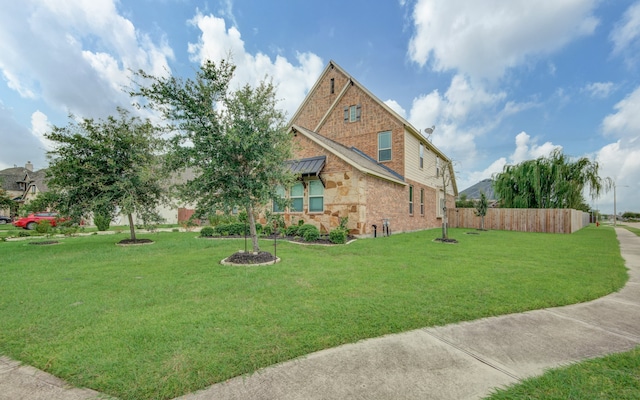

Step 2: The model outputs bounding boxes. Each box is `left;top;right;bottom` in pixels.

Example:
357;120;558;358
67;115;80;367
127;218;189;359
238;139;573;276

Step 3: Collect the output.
378;131;392;162
409;185;414;215
308;180;324;213
290;183;304;213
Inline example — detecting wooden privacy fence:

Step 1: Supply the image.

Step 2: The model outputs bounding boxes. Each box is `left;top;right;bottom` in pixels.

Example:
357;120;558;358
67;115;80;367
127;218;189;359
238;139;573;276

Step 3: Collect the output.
447;208;591;234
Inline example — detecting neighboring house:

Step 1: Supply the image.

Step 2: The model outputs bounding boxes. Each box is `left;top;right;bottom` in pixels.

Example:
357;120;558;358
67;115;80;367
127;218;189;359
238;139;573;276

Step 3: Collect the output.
0;161;47;217
266;60;457;236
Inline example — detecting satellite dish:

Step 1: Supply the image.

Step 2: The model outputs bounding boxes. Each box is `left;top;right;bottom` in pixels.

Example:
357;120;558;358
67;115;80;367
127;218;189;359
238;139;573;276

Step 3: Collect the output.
424;125;435;141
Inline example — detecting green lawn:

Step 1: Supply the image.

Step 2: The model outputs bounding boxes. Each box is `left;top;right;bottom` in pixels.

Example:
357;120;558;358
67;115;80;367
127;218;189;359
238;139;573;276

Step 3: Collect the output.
485;224;640;399
0;226;628;399
486;346;640;399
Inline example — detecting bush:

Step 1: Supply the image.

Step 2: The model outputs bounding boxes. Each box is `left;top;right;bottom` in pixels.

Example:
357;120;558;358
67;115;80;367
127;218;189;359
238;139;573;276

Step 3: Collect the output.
94;213;111;231
214;222;248;236
36;220;52;235
329;228;348;244
262;224;272;236
200;227;215;237
298;224;320;242
285;225;299;236
18;231;31;237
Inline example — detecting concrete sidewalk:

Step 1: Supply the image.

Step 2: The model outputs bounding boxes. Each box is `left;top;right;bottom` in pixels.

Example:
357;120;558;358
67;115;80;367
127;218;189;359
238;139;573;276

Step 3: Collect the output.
1;227;639;400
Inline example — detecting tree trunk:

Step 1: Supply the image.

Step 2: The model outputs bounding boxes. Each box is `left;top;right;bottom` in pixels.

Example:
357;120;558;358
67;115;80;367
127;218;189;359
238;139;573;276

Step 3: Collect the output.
246;204;260;253
128;213;137;241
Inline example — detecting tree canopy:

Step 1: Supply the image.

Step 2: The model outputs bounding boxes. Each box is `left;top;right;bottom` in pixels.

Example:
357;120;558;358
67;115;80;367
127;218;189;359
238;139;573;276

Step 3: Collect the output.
131;59;294;253
492;149;608;211
45;108;167;240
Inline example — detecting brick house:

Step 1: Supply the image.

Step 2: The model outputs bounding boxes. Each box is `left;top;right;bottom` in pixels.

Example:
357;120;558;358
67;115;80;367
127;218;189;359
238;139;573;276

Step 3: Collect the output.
269;60;457;236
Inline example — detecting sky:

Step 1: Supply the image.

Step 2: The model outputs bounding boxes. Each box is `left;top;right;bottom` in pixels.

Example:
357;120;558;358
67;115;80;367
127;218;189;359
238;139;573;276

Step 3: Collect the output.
0;0;638;214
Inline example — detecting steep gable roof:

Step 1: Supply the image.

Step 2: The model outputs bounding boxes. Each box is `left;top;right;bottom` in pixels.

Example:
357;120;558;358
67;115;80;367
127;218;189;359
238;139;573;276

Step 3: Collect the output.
288;60;457;195
290;125;405;186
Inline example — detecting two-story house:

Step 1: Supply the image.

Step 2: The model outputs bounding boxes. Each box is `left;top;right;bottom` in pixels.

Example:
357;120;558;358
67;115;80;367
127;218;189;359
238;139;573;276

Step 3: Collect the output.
0;161;47;217
268;61;457;236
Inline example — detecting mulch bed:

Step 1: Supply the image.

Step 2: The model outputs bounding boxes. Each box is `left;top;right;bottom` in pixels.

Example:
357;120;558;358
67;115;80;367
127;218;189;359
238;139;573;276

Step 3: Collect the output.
434;237;459;243
116;238;155;246
225;251;277;265
28;240;59;245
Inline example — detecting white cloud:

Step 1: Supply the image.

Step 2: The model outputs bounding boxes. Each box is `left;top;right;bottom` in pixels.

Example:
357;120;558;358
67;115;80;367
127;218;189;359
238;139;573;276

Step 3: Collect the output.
0;0;173;119
187;12;324;118
582;82;615;98
384;99;407;118
31;111;54;152
408;0;599;81
596;85;640;213
610;1;640;57
511;131;562;164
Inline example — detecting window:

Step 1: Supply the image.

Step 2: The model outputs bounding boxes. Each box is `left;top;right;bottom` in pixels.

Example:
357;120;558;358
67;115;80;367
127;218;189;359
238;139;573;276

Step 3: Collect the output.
409;185;414;215
290;183;304;212
420;188;424;215
330;78;335;94
308;180;324;212
273;185;286;212
419;143;424;169
31;185;36;194
436;156;441;178
437;191;445;218
378;131;392;161
343;104;361;122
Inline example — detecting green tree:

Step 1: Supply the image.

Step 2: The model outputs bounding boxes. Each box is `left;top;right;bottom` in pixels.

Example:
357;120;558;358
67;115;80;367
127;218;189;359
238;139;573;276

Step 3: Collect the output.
492;149;608;211
474;191;488;230
132;60;294;253
456;193;476;208
0;181;14;212
45;108;167;241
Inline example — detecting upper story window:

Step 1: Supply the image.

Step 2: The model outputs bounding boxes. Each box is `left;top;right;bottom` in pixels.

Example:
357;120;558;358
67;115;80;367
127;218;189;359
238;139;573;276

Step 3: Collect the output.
290;183;304;212
344;104;361;122
436;156;441;178
308;180;324;213
31;186;36;194
419;143;424;169
330;78;335;94
378;131;392;162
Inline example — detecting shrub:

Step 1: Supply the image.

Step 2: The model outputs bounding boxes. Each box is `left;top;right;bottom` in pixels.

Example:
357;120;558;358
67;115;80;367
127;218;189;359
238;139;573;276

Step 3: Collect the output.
18;231;31;237
285;225;299;236
94;213;111;231
329;228;348;244
214;222;248;236
36;220;52;235
200;227;215;237
298;224;320;242
262;224;272;236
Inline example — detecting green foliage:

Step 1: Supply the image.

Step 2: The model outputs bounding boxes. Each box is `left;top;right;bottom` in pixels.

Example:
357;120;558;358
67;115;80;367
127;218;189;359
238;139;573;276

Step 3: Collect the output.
213;222;248;236
338;217;349;230
297;219;305;226
329;228;348;244
131;60;295;253
456;193;476;208
298;224;320;242
285;225;299;236
35;220;52;235
262;224;272;236
93;213;111;231
17;230;31;237
622;212;640;220
208;213;238;227
45;108;168;241
492;149;609;210
200;227;215;237
474;192;489;230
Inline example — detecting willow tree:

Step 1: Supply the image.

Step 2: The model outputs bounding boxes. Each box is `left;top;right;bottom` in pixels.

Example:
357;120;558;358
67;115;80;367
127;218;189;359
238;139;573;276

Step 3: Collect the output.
131;60;294;254
492;149;608;211
45;108;167;241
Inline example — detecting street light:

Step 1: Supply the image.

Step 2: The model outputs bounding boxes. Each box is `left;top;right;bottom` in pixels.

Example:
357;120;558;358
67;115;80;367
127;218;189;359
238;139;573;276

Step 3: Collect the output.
613;182;629;227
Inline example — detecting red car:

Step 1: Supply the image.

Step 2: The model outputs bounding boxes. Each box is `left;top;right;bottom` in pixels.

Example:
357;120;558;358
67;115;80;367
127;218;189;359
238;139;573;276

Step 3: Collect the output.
13;212;67;230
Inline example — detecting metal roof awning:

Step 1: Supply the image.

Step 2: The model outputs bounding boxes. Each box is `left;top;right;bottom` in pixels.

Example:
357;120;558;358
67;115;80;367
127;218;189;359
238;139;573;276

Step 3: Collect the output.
287;155;326;177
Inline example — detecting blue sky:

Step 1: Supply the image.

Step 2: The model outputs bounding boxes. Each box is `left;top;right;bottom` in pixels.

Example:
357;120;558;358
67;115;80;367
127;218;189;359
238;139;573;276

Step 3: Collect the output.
0;0;638;214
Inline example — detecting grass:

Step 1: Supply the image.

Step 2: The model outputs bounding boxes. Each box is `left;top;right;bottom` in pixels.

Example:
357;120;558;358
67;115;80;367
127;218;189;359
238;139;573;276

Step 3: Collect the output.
486;347;640;399
485;223;640;399
0;226;628;399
